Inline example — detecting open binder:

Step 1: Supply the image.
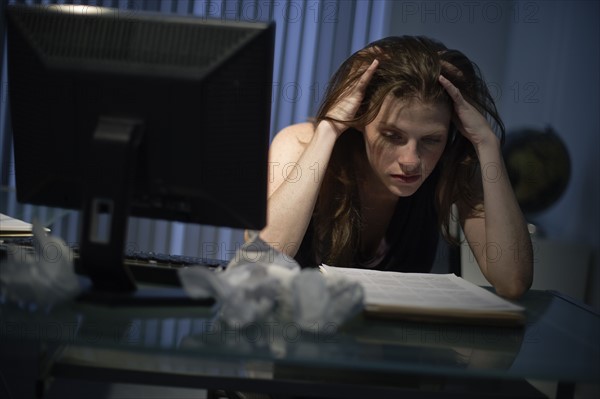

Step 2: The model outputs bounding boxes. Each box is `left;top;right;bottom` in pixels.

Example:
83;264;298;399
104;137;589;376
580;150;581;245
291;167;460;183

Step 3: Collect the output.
320;265;526;326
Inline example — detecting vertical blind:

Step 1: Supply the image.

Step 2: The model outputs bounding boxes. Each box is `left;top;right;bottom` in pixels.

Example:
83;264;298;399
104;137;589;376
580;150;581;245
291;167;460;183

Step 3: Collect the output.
0;0;391;259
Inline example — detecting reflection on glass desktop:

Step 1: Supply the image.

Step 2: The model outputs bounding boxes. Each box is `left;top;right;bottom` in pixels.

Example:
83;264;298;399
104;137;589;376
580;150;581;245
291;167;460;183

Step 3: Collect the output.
6;4;274;296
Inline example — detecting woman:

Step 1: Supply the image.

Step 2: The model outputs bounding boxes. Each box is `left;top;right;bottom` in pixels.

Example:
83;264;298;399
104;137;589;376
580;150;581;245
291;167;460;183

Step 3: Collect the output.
259;36;533;299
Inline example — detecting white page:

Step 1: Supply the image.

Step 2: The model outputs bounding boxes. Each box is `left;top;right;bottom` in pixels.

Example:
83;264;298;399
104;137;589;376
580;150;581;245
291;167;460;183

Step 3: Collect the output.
320;265;524;313
0;213;33;232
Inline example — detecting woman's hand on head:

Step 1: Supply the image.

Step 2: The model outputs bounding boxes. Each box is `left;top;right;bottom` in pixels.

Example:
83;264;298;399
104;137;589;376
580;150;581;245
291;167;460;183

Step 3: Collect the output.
323;59;379;137
438;75;498;149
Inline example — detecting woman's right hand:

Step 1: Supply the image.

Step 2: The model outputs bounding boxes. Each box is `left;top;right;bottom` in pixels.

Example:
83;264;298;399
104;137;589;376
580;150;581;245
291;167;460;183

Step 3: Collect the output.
322;59;379;137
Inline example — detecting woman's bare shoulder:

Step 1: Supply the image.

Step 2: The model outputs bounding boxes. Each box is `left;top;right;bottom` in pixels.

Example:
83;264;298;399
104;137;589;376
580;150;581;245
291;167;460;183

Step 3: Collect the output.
272;122;315;146
269;122;315;162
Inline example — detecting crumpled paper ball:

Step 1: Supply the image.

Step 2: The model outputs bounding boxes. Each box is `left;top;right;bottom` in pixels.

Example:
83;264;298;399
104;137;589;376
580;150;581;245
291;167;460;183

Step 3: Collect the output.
0;221;81;309
179;233;364;334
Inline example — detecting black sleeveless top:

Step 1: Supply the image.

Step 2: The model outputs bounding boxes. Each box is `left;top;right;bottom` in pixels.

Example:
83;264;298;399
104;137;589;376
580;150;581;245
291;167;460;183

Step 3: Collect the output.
295;167;440;272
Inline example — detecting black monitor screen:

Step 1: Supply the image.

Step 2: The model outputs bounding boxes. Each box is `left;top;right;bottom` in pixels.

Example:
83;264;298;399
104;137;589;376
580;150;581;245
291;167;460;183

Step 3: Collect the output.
7;4;274;293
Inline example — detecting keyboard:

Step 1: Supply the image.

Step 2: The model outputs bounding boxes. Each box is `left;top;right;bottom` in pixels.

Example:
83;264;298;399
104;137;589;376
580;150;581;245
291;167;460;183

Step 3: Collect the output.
115;250;228;286
0;238;229;286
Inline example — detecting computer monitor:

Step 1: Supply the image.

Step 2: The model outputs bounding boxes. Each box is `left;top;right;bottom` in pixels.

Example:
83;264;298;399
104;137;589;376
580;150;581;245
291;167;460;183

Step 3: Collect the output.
6;4;274;293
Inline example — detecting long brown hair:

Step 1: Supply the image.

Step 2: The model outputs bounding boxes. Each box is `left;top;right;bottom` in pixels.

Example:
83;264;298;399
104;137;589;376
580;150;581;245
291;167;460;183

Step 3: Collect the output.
312;36;504;267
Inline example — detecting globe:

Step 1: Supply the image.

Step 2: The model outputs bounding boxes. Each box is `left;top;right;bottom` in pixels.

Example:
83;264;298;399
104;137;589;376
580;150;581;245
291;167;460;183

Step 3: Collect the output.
503;127;571;215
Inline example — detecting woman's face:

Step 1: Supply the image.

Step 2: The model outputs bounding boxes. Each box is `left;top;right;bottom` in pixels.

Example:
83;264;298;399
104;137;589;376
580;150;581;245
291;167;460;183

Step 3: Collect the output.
362;95;451;197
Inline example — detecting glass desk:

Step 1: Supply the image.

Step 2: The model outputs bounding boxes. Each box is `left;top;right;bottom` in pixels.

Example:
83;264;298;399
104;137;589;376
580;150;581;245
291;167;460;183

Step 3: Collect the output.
1;287;598;398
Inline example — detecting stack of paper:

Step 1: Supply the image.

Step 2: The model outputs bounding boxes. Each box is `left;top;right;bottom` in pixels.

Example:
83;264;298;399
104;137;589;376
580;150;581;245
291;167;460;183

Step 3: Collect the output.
0;213;37;238
320;265;525;326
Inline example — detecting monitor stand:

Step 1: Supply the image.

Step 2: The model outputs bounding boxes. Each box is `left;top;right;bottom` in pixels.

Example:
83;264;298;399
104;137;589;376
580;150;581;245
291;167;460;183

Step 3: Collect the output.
76;117;214;306
79;116;143;294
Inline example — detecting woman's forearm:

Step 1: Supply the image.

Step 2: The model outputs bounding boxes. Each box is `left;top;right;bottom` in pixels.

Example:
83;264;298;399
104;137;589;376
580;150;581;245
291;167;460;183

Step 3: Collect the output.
259;122;337;256
475;135;534;298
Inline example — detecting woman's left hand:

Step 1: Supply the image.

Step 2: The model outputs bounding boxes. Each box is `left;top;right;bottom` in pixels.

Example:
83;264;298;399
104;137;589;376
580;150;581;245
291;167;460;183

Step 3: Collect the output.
438;75;497;148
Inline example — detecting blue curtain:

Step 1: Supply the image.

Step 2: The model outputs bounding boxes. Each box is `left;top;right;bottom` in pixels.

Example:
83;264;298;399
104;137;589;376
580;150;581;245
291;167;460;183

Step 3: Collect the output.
0;0;391;259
